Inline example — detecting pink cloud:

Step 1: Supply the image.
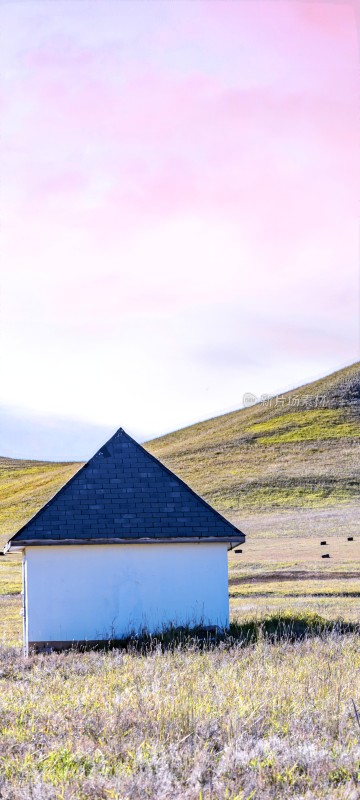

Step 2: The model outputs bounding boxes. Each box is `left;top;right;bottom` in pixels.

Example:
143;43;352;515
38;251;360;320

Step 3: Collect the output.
11;63;358;215
2;1;358;304
295;1;357;35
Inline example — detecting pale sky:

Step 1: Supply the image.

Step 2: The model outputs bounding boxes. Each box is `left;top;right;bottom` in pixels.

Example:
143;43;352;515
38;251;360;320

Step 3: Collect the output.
1;0;359;460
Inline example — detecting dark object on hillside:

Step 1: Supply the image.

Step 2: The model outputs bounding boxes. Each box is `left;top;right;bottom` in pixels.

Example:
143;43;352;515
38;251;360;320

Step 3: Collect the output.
235;549;243;554
320;541;327;545
348;537;354;542
321;554;330;559
324;371;360;409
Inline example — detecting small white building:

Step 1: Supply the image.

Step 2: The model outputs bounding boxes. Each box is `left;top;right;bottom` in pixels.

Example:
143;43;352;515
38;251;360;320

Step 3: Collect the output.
5;428;245;652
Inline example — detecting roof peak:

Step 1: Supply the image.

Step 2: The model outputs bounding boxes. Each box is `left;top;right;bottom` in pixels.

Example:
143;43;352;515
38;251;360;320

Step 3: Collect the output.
5;426;245;550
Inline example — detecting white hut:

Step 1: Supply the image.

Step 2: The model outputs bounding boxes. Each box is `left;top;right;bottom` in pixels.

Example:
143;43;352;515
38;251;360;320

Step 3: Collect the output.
5;428;245;652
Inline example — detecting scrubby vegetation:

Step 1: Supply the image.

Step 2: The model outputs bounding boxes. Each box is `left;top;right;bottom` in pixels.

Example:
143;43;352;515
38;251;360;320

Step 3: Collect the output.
1;625;360;799
2;553;360;798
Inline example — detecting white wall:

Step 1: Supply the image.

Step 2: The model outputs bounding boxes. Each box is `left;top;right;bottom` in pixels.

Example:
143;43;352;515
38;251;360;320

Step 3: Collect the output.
24;543;229;645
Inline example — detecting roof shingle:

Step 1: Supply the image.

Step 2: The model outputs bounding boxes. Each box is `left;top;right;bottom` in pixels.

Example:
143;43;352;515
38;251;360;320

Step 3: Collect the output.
7;428;245;547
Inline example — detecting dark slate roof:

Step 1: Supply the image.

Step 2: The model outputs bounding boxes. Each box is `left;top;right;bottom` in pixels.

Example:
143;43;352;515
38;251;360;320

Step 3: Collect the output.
6;428;245;548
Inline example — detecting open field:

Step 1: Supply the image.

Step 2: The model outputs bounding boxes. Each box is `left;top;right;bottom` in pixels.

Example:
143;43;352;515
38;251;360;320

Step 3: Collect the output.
2;522;360;798
2;511;360;799
1;363;360;797
2;625;360;798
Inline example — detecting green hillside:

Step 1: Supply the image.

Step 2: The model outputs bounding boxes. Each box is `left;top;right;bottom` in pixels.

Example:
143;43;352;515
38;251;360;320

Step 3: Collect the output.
146;361;360;516
1;361;359;550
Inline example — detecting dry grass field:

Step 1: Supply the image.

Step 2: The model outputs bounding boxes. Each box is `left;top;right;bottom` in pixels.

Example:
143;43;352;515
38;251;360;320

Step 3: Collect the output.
1;362;360;798
1;523;360;798
2;631;360;799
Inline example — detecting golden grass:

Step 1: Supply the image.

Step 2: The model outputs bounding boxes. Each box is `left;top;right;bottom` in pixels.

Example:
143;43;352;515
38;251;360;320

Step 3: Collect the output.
2;630;360;797
0;560;21;595
230;595;360;624
0;596;22;647
0;459;81;550
2;522;360;798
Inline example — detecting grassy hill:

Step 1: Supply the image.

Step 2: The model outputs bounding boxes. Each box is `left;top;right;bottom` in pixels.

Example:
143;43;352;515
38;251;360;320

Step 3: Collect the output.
1;361;359;551
146;361;360;519
0;458;81;551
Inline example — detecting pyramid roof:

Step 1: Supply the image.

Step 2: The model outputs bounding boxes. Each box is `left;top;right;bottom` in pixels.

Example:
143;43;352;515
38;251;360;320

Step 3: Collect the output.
6;428;245;550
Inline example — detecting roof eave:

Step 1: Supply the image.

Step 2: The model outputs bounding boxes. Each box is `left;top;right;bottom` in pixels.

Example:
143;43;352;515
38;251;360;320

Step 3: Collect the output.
6;534;245;552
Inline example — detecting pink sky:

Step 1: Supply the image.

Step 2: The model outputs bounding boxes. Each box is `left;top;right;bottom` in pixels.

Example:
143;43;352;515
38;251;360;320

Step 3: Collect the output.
1;0;359;458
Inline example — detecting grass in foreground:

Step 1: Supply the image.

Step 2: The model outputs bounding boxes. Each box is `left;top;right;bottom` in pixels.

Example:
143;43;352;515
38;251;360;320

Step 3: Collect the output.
1;623;360;799
1;530;360;798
